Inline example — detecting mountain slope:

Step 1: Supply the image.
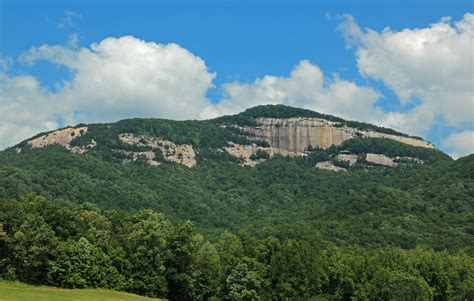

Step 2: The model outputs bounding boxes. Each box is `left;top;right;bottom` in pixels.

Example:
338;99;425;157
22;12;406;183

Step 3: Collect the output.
0;105;471;251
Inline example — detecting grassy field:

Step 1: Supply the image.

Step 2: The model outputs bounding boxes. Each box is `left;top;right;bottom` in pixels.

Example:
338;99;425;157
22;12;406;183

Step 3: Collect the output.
0;281;162;301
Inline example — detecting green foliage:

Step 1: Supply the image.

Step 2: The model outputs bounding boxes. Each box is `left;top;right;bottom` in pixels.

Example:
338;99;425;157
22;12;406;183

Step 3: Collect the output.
120;210;172;297
340;137;450;163
0;105;472;299
48;237;124;289
0;196;473;300
4;212;57;283
0;146;471;252
249;149;269;160
69;118;251;163
225;260;263;300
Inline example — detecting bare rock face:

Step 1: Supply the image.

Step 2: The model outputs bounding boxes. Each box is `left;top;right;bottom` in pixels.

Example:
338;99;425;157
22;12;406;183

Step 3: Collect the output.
118;133;196;168
336;154;358;166
242;118;356;151
240;117;434;152
27;127;94;154
366;153;395;167
224;142;305;166
365;131;435;149
315;161;347;172
28;127;87;148
120;150;161;166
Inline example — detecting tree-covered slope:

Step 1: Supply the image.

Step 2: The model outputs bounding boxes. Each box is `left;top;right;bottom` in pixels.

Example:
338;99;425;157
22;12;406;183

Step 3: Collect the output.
0;105;467;249
0;196;472;300
0;143;471;251
1;105;473;299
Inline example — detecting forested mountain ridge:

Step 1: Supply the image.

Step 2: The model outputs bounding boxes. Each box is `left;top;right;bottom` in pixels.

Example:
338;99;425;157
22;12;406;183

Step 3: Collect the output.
0;105;468;243
12;104;445;169
1;105;473;299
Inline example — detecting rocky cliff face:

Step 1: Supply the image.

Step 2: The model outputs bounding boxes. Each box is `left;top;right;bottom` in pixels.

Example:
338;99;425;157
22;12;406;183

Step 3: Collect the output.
366;153;396;167
27;127;96;154
18;108;437;169
241;118;355;151
240;117;434;151
119;133;196;167
224;142;305;166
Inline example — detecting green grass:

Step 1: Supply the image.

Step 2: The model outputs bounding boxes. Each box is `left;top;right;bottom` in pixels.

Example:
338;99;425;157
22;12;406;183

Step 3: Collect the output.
0;281;162;301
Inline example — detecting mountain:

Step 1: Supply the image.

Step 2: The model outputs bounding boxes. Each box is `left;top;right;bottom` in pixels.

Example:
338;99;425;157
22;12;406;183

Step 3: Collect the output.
13;104;445;169
1;105;473;299
0;104;468;244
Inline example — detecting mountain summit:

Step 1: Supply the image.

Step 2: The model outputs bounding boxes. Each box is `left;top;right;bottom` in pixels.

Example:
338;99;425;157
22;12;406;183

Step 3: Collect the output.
13;105;447;171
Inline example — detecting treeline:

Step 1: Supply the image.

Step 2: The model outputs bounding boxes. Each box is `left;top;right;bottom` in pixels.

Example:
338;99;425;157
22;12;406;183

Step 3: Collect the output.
338;137;450;163
0;195;473;300
212;104;412;137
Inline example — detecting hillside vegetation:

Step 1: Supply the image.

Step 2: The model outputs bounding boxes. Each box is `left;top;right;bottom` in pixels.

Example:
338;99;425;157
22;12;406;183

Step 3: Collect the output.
0;146;470;250
0;196;473;300
0;105;472;299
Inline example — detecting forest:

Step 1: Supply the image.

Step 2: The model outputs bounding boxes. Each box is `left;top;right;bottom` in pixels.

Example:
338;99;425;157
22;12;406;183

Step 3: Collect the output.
0;194;473;300
0;105;473;299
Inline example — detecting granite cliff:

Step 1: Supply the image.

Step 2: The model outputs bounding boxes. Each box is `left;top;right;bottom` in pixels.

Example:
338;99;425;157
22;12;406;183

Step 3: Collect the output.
239;117;435;152
14;105;446;169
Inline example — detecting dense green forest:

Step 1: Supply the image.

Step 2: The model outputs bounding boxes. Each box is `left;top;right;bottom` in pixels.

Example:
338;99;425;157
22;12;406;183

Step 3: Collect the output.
0;146;471;251
0;105;473;299
0;195;473;300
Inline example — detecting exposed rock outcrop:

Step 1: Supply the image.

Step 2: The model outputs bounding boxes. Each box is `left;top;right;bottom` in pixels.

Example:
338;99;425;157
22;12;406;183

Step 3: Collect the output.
315;161;347;172
27;127;95;154
365;131;435;149
365;153;395;167
224;142;305;166
120;150;161;166
239;117;434;152
241;118;356;151
118;133;196;167
336;154;358;166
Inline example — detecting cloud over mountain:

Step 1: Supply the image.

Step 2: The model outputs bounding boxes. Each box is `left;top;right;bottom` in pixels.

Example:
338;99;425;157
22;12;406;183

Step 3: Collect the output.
339;13;474;132
1;36;215;148
1;13;473;157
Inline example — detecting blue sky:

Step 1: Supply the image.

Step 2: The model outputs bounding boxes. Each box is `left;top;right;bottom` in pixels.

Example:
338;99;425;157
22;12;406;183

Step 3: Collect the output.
0;0;473;157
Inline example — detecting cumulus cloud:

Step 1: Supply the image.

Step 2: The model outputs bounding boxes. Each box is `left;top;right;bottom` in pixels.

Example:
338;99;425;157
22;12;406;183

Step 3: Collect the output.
202;60;384;123
0;36;215;149
339;13;474;129
0;73;57;148
1;13;473;151
442;130;474;158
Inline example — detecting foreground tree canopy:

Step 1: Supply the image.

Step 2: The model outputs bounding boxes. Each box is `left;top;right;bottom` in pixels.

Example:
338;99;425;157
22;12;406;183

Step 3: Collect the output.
0;195;473;300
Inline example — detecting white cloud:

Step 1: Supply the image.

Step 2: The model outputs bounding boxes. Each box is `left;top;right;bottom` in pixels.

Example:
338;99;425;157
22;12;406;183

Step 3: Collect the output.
202;60;384;124
0;73;57;148
0;36;215;149
2;13;473;152
442;130;474;158
0;57;13;72
57;10;81;29
339;13;474;129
